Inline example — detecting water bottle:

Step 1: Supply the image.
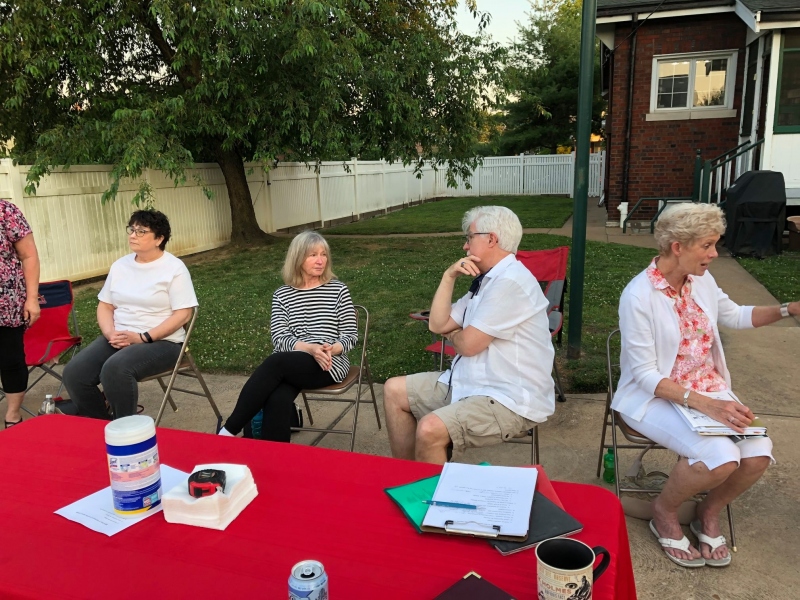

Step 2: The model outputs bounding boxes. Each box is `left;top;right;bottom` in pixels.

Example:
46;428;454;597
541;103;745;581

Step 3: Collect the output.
38;394;56;416
250;409;264;439
602;449;616;484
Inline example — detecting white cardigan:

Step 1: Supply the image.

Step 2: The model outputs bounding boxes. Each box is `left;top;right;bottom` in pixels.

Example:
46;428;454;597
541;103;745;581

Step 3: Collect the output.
612;267;754;422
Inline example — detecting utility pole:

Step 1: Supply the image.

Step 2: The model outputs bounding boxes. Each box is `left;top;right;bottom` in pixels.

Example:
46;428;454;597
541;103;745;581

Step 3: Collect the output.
567;0;598;359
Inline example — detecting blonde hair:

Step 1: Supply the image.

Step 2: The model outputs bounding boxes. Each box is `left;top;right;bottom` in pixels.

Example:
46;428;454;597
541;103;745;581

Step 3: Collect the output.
654;203;726;254
281;231;336;287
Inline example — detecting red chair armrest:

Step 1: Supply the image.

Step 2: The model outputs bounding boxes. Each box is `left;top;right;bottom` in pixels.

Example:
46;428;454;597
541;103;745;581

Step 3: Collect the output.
33;337;82;365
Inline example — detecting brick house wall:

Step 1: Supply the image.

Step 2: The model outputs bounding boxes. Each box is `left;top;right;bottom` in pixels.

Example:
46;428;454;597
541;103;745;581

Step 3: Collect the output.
605;14;747;223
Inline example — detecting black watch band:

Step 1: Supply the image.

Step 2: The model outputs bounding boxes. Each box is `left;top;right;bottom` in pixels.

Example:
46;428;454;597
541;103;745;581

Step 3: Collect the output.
143;331;154;343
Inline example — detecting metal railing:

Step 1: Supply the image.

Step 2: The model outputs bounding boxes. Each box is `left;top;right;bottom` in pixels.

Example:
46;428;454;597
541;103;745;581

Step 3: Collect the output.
699;139;764;205
622;140;763;233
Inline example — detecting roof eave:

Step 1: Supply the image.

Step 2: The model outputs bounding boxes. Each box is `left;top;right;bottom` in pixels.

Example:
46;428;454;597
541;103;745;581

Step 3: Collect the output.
597;4;736;23
597;0;735;19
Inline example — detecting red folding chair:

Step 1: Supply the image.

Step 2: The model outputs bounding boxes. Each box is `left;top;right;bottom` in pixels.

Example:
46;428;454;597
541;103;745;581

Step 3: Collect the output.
0;281;83;416
515;246;569;403
416;311;456;371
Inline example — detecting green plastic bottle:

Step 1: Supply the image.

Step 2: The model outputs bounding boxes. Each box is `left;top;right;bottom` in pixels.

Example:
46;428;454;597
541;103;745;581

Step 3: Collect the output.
602;449;616;484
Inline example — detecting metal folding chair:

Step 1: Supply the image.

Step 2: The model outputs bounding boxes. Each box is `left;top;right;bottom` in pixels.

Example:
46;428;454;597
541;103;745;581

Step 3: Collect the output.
293;305;381;452
0;280;82;416
504;426;540;464
143;307;222;431
597;329;737;550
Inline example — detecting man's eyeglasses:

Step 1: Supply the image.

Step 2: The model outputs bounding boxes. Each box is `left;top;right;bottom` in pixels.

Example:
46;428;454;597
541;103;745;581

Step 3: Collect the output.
126;226;152;237
463;232;490;244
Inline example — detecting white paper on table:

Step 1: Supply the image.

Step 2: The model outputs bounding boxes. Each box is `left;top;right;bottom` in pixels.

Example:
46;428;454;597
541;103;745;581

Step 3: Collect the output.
55;465;189;536
421;463;537;538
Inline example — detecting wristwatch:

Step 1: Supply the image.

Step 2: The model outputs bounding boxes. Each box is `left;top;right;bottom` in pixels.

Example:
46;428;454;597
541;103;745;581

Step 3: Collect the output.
683;389;691;409
780;303;791;318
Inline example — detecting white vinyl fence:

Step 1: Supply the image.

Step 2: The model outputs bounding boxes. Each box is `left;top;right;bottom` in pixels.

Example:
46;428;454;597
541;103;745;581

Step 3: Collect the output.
435;153;605;198
1;152;604;281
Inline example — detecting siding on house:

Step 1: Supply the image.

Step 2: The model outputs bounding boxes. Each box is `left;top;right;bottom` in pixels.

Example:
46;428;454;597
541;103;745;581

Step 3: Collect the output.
605;13;747;222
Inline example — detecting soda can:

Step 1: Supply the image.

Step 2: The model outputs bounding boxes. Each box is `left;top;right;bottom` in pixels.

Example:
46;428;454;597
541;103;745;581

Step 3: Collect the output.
289;560;328;600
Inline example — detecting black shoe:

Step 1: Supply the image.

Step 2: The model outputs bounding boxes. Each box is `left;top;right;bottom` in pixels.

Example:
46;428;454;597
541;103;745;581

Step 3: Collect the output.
54;399;79;416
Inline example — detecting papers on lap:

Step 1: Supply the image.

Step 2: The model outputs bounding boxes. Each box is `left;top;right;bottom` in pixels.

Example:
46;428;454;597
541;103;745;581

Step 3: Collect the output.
672;390;767;436
421;463;537;539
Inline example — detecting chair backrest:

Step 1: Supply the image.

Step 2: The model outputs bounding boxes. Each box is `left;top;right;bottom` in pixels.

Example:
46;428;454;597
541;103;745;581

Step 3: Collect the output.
515;246;569;312
24;280;78;364
352;305;370;369
606;328;652;443
173;306;199;367
606;329;621;401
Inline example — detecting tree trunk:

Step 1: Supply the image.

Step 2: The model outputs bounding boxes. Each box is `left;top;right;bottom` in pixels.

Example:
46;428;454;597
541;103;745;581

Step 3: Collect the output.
214;142;271;245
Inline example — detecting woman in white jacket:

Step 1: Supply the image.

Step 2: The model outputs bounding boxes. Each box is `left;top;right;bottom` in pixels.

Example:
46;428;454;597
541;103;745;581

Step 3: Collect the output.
614;203;798;568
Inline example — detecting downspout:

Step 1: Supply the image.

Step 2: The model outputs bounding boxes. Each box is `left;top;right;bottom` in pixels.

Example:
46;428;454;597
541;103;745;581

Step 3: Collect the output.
621;13;638;208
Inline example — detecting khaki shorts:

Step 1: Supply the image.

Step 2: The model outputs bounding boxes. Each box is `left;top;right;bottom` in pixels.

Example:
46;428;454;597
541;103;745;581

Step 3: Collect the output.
405;371;536;452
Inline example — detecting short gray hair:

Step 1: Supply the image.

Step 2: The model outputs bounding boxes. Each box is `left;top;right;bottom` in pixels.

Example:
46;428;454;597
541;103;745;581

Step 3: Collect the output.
461;205;523;253
281;231;336;286
653;203;726;254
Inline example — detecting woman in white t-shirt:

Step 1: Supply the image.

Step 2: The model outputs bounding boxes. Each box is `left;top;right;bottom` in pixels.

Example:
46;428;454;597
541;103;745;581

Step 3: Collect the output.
63;210;198;419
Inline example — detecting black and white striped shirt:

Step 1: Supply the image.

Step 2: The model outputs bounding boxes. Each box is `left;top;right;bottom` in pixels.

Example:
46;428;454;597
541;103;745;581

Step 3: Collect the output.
271;280;358;383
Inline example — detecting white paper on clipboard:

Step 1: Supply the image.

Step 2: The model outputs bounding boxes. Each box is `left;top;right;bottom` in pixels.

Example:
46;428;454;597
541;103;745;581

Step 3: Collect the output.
421;463;537;538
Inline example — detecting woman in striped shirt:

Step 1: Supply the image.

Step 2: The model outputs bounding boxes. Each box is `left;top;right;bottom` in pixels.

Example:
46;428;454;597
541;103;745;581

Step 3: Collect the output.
219;231;357;441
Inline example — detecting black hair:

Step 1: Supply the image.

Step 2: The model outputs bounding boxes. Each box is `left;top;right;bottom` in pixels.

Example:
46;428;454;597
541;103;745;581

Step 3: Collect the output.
128;210;171;250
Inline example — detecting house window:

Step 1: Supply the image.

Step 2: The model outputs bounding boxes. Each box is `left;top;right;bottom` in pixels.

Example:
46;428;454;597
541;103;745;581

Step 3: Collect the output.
775;31;800;134
649;51;738;119
656;61;690;108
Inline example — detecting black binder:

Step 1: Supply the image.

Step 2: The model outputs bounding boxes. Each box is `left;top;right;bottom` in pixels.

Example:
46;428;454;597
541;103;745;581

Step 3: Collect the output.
490;492;583;556
434;572;516;600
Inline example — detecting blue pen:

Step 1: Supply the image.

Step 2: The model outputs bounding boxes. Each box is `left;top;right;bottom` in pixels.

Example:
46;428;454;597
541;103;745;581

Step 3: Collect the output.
422;500;478;510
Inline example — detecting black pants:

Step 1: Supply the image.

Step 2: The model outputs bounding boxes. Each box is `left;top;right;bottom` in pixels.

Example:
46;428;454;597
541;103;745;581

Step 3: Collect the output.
224;352;335;442
0;326;27;394
62;335;181;420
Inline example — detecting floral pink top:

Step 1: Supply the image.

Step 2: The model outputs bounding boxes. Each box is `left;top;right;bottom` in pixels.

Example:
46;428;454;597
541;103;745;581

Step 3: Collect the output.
1;199;33;328
646;258;727;392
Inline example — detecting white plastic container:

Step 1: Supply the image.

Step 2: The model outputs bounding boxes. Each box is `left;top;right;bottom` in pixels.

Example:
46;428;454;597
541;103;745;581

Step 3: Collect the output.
105;415;162;516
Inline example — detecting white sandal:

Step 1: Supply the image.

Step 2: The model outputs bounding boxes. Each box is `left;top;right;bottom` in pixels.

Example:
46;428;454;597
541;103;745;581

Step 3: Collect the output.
690;520;732;567
649;520;706;568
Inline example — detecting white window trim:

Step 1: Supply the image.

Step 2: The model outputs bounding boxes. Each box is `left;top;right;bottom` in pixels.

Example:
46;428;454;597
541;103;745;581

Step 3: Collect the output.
649;50;739;117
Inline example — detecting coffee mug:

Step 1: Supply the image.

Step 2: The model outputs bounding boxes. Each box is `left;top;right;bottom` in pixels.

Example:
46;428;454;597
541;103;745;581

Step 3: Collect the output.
536;538;610;600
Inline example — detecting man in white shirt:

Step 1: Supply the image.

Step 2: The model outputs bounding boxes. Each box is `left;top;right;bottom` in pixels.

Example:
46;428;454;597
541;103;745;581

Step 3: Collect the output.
383;206;555;464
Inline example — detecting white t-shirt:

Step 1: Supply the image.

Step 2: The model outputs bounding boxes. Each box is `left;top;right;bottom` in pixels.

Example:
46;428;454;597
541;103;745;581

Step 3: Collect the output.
437;253;556;423
98;252;198;344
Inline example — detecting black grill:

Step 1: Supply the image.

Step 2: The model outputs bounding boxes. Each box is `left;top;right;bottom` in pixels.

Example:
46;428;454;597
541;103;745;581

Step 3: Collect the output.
724;171;786;258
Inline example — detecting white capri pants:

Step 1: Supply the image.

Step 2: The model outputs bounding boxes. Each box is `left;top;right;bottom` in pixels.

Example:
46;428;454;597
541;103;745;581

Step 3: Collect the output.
621;397;774;471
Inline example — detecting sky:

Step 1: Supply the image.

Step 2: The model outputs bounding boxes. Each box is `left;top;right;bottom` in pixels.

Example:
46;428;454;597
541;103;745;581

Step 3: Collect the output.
455;0;537;46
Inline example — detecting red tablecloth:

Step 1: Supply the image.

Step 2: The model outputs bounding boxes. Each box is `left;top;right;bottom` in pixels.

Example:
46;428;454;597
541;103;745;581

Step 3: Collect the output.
0;417;636;599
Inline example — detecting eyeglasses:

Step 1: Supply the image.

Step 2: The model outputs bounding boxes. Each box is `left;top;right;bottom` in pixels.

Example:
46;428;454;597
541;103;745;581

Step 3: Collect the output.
463;232;490;244
126;226;152;237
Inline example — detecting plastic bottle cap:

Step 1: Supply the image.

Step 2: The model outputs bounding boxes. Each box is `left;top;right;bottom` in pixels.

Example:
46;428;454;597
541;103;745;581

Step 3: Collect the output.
105;415;156;446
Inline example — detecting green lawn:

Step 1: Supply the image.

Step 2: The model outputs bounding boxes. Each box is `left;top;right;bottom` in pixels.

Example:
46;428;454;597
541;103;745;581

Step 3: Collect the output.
323;195;573;234
736;250;800;303
72;236;653;394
